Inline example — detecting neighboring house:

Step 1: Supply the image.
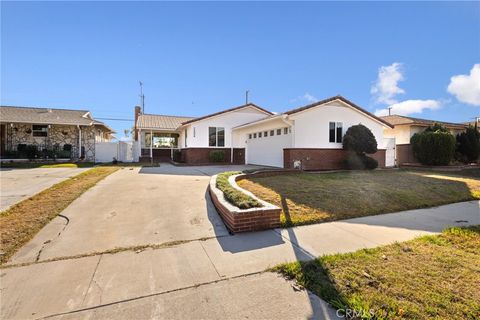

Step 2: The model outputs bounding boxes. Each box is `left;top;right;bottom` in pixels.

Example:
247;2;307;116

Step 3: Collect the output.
0;106;115;161
380;115;467;164
134;95;394;170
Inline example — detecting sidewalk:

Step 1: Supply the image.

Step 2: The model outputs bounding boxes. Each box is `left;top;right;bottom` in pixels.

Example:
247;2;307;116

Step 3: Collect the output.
1;200;479;319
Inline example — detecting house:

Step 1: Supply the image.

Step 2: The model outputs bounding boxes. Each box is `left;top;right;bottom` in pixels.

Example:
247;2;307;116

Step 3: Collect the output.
0;106;115;161
134;95;394;170
380;115;467;165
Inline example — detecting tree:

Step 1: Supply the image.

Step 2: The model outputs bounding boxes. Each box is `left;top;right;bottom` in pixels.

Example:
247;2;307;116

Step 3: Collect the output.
343;124;378;169
411;123;456;166
456;126;480;163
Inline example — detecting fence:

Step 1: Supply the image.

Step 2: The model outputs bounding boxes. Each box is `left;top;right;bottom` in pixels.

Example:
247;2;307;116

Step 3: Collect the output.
95;141;140;163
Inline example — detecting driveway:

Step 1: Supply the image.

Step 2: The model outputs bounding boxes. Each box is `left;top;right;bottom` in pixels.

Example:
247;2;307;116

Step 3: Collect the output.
10;163;265;263
0;167;88;211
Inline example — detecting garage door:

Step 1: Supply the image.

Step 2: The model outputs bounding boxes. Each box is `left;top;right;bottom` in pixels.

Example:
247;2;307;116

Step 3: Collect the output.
246;131;292;167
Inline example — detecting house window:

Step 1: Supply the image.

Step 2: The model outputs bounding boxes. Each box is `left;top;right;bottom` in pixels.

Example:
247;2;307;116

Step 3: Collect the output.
259;132;262;138
277;128;281;135
208;127;225;147
185;129;187;147
329;122;343;143
253;133;257;138
32;125;48;137
145;132;179;148
284;127;289;134
263;131;268;137
270;130;274;136
248;134;252;139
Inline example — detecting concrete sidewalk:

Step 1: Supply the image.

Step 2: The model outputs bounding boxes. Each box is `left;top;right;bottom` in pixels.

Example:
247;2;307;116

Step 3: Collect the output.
1;200;479;319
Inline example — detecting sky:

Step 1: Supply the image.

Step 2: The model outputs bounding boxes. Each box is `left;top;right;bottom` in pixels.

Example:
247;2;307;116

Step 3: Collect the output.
1;1;479;139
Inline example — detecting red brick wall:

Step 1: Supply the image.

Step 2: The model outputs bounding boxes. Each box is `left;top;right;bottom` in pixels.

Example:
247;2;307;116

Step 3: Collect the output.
283;148;387;170
182;148;245;165
396;144;417;164
209;185;281;233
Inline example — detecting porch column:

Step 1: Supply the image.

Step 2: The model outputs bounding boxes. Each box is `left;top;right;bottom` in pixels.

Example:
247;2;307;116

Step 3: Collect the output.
150;130;153;163
78;125;82;159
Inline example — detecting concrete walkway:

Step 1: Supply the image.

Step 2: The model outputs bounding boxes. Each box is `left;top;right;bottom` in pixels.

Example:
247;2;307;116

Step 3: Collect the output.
2;200;478;319
0;167;87;211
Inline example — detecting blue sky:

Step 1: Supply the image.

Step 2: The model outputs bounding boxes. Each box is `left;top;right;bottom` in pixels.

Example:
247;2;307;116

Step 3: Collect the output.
2;1;479;138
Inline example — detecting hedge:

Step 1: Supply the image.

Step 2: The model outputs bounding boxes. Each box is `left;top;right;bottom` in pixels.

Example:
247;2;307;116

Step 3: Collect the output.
216;171;262;209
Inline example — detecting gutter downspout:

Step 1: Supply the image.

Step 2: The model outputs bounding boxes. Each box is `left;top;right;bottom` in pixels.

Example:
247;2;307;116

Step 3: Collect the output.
77;125;82;159
150;130;153;165
230;129;234;164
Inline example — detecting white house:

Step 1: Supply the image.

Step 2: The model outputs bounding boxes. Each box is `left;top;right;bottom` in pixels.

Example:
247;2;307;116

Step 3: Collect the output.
134;95;395;170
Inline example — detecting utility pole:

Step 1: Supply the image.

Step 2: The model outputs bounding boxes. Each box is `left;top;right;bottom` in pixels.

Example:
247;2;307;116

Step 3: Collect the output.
139;81;145;113
245;90;249;105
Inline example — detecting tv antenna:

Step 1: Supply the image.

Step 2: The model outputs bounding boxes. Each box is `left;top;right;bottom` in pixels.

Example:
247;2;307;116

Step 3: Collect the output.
139;81;145;113
245;90;249;104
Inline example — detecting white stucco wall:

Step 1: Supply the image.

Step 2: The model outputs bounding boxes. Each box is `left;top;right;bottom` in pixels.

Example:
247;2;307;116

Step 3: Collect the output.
183;106;270;148
289;101;386;149
383;125;412;144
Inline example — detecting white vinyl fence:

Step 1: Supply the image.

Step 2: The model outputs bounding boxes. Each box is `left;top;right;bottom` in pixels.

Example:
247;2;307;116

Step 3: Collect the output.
95;141;140;163
383;138;396;167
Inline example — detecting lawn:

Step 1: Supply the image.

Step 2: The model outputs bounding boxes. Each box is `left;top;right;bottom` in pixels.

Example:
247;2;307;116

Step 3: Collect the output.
237;169;480;227
0;166;119;264
0;162;95;168
273;226;480;319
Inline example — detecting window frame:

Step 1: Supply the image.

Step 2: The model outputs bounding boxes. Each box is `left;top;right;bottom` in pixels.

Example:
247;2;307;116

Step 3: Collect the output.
32;124;48;137
329;122;343;143
276;128;282;135
208;127;225;147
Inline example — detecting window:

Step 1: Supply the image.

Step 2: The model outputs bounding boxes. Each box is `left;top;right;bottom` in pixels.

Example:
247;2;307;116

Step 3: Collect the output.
284;127;289;134
193;127;196;137
259;132;262;138
208;127;225;147
248;134;252;139
329;122;343;143
270;130;274;136
32;125;48;137
184;129;187;147
277;129;282;135
263;131;268;137
253;133;257;138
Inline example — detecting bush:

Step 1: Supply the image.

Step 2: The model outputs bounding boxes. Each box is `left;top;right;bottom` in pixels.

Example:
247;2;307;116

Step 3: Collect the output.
344;152;378;170
216;172;262;209
25;145;38;160
343;125;378;170
456;126;480;163
343;124;378;155
209;150;225;162
411;124;456;165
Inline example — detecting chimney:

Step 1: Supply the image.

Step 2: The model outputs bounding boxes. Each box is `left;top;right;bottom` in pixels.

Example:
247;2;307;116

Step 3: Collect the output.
134;105;142;141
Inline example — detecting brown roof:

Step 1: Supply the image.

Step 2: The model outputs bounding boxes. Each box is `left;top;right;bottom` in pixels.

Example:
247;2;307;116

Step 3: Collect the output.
0;105;94;126
285;95;393;128
181;103;273;125
136;114;194;130
380;115;467;129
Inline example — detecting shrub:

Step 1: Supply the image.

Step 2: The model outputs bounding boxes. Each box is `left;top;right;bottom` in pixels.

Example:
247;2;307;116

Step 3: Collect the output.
216;171;262;209
411;124;456;165
343;124;378;170
209;150;225;162
344;152;378;170
25;145;38;160
456;126;480;163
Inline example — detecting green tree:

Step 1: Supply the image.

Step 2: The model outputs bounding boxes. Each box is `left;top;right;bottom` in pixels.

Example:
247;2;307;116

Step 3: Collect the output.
456;126;480;163
343;124;378;169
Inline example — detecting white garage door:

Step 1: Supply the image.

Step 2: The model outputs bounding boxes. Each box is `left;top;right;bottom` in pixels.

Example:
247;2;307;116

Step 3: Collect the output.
246;131;292;167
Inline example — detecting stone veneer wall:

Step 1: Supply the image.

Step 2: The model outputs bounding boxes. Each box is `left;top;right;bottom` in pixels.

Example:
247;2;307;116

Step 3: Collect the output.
5;123;96;161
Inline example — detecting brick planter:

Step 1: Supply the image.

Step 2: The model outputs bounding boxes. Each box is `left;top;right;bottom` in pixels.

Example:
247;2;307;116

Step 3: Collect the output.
209;173;281;233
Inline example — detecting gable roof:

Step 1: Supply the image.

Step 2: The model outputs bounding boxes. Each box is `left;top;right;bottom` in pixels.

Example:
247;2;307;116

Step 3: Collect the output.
181;103;273;125
0;105;94;126
285;95;393;128
380;115;467;130
136;114;194;130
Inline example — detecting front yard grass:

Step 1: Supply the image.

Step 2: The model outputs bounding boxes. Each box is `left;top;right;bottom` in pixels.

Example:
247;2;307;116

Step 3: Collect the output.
237;169;480;227
0;166;118;264
0;162;95;168
272;226;480;319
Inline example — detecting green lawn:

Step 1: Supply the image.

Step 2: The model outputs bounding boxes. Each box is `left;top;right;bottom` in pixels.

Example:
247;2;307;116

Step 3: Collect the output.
0;162;95;168
238;169;480;227
273;226;480;320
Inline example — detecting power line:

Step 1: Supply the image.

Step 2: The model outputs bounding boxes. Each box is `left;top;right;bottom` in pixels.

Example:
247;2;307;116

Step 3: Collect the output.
95;117;134;121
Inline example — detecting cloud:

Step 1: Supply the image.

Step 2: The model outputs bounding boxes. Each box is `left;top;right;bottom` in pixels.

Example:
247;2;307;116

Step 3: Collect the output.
371;62;405;104
290;92;318;104
374;99;441;116
447;64;480;106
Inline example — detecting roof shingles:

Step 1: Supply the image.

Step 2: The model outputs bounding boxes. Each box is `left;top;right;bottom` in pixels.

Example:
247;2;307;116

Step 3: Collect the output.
136;114;194;130
0;106;93;126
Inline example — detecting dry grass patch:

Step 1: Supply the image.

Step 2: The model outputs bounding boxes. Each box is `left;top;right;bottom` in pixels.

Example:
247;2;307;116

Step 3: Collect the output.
273;226;480;319
237;169;480;227
0;167;118;264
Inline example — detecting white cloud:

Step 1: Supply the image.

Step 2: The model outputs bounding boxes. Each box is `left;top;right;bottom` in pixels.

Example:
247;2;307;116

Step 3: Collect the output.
447;64;480;106
290;92;318;104
371;62;405;104
374;99;441;116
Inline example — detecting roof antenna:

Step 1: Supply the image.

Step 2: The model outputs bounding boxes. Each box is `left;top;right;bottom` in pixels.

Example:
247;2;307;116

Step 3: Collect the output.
139;81;145;113
388;107;392;116
245;90;249;105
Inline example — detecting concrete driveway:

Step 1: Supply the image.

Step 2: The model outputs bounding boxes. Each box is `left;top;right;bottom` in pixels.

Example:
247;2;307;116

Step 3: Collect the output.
0;167;88;211
10;163;265;263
